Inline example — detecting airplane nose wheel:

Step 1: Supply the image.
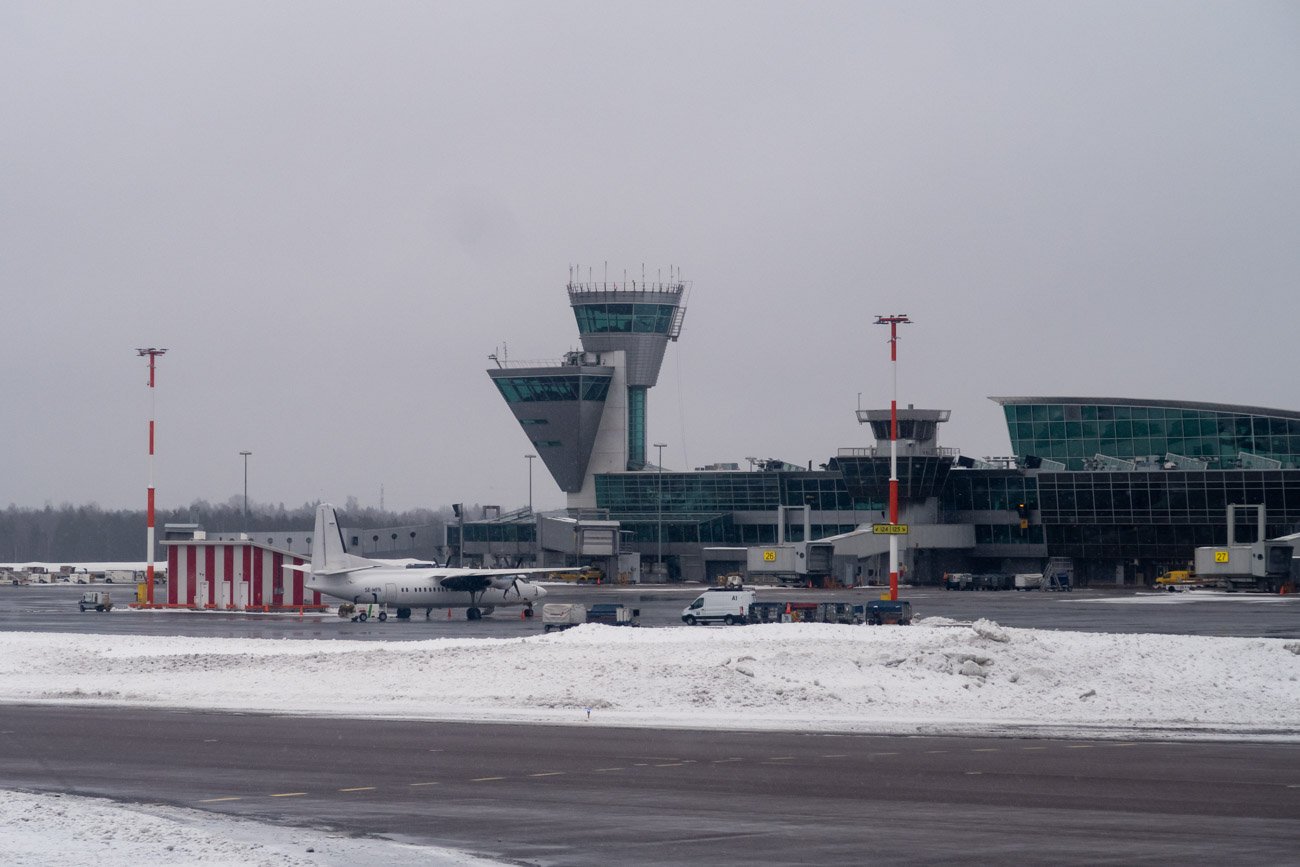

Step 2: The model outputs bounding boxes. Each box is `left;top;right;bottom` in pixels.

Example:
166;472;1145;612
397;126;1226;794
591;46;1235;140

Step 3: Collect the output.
524;604;535;618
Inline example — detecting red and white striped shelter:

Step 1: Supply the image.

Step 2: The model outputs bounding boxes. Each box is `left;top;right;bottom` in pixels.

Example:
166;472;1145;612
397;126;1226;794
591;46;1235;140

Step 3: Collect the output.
162;536;324;610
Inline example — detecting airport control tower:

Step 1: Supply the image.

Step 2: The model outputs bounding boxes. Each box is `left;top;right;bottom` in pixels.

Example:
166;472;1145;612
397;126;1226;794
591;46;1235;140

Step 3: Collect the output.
567;274;687;470
488;269;688;505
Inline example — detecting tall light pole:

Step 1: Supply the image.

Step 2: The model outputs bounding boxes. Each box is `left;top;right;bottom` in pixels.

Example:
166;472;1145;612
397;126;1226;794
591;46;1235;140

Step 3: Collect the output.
874;315;911;601
239;451;252;533
524;453;536;513
654;442;667;575
136;347;167;605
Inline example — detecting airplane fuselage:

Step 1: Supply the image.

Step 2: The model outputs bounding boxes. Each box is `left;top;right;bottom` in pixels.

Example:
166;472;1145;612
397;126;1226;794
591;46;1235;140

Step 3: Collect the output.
306;567;545;612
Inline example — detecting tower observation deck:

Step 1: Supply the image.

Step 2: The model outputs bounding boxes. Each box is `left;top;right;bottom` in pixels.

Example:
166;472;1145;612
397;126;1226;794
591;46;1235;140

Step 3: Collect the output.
567;274;688;470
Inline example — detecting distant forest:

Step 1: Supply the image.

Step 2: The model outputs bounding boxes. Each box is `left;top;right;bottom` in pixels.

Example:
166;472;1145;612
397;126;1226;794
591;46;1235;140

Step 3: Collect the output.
0;497;468;563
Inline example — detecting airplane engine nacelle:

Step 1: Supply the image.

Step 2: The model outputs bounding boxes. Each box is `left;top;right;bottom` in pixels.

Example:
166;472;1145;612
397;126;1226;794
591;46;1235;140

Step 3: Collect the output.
489;575;522;590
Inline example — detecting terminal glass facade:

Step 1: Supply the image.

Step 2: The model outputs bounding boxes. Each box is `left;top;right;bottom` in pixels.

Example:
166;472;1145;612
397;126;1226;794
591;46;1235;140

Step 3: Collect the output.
597;472;782;512
1001;400;1300;470
572;303;677;335
941;472;1038;512
596;470;873;514
1035;469;1300;560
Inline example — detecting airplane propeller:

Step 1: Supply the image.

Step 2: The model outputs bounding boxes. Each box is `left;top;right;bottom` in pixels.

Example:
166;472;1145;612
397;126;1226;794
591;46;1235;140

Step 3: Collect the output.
488;574;524;598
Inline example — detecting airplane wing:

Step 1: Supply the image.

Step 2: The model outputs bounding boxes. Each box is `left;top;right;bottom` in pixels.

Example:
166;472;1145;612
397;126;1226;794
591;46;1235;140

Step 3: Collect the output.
283;563;376;577
437;568;560;594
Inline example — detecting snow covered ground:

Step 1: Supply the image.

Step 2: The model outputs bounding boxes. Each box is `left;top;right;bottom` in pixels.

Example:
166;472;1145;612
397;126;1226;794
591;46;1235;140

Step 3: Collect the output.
0;789;499;866
3;619;1297;863
2;619;1297;741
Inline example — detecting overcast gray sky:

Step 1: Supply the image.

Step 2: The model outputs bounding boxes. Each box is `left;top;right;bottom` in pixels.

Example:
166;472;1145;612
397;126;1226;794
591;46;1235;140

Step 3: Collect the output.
2;1;1297;513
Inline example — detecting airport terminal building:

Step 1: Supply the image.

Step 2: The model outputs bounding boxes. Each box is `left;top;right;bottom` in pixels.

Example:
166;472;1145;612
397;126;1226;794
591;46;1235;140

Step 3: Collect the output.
463;277;1300;587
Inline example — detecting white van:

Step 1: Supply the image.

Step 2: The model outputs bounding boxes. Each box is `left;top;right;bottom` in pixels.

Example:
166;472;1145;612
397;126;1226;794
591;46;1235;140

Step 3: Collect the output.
682;589;754;626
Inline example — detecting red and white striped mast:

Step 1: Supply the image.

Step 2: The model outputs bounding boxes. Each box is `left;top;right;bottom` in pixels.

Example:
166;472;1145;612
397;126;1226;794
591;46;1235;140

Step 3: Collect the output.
137;347;167;605
873;315;910;602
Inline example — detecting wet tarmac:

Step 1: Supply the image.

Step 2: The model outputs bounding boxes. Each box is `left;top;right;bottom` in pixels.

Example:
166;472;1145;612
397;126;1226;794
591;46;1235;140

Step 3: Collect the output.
3;580;1296;640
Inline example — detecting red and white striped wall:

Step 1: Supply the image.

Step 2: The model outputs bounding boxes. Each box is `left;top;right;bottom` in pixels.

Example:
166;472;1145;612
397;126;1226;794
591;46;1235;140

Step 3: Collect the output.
163;540;322;609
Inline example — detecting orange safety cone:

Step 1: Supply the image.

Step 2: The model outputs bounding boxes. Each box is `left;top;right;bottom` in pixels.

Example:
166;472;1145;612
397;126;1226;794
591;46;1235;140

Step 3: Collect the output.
447;607;452;619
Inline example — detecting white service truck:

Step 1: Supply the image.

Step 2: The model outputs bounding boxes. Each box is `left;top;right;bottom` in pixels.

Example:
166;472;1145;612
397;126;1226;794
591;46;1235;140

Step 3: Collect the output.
681;589;755;626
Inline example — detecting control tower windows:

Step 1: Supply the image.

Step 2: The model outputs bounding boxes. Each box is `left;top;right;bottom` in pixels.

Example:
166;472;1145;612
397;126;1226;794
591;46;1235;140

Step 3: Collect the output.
573;303;676;335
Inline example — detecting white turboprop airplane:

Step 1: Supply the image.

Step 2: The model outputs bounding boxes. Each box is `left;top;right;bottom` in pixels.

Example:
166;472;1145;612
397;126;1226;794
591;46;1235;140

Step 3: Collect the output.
289;503;548;621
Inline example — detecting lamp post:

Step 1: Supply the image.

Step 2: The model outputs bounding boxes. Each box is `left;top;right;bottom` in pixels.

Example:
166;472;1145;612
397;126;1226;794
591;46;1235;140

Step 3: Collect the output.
524;453;536;513
874;314;912;602
239;451;252;533
654;442;667;576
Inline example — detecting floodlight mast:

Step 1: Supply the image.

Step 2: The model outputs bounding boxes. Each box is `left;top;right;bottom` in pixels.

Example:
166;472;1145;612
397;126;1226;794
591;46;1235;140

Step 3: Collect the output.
873;315;911;602
136;348;167;605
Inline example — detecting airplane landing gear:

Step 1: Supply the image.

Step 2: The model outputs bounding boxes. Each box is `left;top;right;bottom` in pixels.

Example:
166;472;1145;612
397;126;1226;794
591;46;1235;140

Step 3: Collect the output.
466;607;481;621
524;604;535;618
396;607;411;620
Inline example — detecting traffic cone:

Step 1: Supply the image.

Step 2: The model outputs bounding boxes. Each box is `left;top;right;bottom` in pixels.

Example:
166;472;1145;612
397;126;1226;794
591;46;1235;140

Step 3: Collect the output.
447;607;452;619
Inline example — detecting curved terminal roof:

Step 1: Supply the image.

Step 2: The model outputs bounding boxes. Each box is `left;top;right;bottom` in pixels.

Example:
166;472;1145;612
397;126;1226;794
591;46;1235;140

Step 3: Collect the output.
989;396;1300;420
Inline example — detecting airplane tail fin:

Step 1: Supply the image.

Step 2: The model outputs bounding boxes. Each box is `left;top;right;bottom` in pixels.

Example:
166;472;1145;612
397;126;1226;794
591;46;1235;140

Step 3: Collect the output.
311;504;379;576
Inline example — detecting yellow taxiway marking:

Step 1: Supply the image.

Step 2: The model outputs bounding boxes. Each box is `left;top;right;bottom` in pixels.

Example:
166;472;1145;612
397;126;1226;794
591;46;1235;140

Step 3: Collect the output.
1066;745;1094;750
822;754;849;759
530;772;565;777
972;748;999;753
655;762;687;768
199;797;242;803
1113;743;1137;747
339;786;376;792
767;756;795;761
471;776;505;782
711;757;744;764
270;792;307;798
594;767;625;772
1022;746;1048;751
925;750;949;754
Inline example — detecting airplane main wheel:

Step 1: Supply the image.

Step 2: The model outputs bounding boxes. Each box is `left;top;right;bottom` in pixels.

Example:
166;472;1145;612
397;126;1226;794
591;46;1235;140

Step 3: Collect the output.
466;607;481;621
396;608;411;620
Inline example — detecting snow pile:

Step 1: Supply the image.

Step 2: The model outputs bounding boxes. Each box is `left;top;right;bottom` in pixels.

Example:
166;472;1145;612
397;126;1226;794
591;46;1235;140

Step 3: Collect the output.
0;789;498;866
1;621;1297;739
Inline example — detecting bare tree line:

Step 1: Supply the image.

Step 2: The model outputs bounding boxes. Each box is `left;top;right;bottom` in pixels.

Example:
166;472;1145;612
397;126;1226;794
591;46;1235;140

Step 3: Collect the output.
0;497;482;563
